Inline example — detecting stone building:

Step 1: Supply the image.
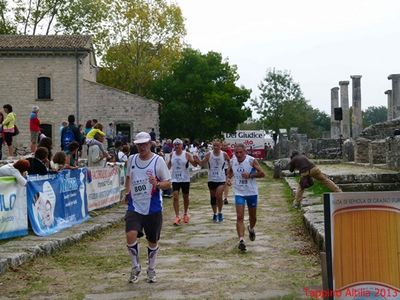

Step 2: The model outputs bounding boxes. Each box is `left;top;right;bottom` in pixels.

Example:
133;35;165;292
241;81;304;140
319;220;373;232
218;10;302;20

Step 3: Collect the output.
0;35;159;151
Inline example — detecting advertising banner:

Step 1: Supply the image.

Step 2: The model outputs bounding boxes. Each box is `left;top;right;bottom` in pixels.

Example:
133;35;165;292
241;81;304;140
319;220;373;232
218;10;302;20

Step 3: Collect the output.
27;169;89;236
87;166;121;211
324;192;400;299
223;130;266;159
0;177;28;240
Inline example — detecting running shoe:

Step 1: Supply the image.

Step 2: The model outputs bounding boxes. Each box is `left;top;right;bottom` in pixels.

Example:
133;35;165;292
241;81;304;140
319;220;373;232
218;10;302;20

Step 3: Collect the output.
212;214;218;222
292;202;300;209
238;240;247;252
129;265;141;283
183;214;190;224
247;225;256;241
147;268;157;283
173;216;181;226
224;198;229;205
218;213;224;222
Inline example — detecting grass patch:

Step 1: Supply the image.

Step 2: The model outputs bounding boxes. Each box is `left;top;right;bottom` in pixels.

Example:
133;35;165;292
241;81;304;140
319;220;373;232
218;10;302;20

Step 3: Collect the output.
293;175;330;196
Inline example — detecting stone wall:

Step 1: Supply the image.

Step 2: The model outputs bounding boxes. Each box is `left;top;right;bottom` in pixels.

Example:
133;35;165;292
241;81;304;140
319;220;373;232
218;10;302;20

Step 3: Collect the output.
81;80;159;138
354;137;370;163
387;136;400;170
308;138;341;159
368;139;386;164
360;119;400;140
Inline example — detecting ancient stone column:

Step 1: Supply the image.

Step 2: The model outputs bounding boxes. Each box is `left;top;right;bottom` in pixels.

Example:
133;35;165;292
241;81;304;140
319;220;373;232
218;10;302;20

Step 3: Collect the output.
385;90;393;121
330;87;341;138
339;81;350;138
388;74;400;119
351;75;362;138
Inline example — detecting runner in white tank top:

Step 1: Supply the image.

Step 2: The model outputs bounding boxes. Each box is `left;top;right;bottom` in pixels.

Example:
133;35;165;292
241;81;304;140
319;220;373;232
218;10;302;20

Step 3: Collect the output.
168;138;198;225
195;139;230;223
227;143;265;252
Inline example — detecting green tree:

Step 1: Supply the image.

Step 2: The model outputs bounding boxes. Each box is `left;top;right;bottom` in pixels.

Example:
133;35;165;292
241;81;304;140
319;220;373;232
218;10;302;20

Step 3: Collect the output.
96;0;185;96
363;105;387;127
0;0;16;34
251;69;329;138
150;48;251;140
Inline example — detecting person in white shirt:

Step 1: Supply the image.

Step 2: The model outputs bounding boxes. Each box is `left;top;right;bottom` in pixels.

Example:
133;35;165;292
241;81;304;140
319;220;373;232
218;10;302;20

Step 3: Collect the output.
167;138;198;225
195;139;230;223
88;133;106;167
124;132;171;284
227;143;265;252
0;159;30;186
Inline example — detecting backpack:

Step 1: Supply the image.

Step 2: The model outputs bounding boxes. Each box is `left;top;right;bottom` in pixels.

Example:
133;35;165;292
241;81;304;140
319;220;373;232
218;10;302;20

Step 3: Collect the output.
62;126;75;150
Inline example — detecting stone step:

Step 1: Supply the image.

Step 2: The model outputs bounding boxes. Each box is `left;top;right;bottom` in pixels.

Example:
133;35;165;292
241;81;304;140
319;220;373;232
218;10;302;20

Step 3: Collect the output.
330;173;400;184
338;182;400;192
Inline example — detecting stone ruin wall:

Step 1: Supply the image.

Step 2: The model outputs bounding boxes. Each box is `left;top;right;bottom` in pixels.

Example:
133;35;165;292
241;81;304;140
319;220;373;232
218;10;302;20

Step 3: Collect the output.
387;137;400;170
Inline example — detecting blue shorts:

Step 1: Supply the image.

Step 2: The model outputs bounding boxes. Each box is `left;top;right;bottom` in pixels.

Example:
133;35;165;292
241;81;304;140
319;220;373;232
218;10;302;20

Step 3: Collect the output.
235;195;258;208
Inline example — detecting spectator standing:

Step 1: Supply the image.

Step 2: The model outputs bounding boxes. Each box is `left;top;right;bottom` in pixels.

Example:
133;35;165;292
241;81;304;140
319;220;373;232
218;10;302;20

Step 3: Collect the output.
65;141;80;169
38;137;53;168
60;115;82;152
2;104;16;158
105;123;114;150
149;128;156;142
84;120;92;136
87;133;106;167
29;105;41;153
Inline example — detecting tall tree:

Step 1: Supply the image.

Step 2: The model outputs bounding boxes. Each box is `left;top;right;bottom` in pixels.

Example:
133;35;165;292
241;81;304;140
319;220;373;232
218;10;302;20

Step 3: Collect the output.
150;48;251;140
96;0;185;96
0;0;16;33
251;69;329;138
363;105;388;127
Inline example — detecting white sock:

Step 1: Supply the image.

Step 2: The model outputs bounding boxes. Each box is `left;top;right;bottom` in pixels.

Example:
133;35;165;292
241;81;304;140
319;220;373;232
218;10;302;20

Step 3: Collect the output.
127;242;140;268
147;245;159;270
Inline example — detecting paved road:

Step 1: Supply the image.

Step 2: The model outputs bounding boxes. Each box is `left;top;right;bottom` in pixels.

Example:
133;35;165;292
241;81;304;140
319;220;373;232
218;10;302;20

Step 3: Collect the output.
0;169;321;299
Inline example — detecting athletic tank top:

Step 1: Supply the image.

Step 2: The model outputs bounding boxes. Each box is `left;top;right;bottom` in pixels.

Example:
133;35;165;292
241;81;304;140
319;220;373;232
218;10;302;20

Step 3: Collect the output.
127;154;162;215
208;151;226;182
231;155;258;196
170;151;190;183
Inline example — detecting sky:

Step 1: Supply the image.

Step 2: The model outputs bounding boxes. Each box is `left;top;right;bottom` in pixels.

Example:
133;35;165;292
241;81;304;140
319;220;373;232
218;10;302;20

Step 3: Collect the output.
174;0;400;116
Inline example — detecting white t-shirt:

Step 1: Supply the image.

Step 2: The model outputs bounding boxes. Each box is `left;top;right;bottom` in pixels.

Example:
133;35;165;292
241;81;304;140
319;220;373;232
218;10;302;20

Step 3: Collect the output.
126;153;171;215
118;151;128;162
231;155;258;196
0;163;27;186
208;151;227;182
170;151;190;183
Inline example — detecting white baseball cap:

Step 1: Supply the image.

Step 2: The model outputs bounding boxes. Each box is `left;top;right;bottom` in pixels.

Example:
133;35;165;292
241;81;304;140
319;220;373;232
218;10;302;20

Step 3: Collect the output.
134;132;151;144
173;138;183;145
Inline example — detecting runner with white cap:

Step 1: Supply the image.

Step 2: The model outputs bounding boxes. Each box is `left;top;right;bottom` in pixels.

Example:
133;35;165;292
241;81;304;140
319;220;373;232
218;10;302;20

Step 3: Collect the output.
167;138;198;225
124;131;171;283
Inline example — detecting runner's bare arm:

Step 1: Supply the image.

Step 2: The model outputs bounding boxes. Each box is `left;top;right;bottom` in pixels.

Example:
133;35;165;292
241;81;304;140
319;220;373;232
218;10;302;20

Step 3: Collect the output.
186;152;198;167
250;159;265;178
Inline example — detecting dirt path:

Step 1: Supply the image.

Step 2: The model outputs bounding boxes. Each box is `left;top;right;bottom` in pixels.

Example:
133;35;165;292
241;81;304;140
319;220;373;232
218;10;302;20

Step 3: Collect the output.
0;169;321;299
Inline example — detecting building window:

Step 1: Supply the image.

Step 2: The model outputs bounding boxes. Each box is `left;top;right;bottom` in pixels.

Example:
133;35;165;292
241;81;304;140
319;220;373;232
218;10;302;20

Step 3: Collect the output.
37;77;51;100
116;123;132;143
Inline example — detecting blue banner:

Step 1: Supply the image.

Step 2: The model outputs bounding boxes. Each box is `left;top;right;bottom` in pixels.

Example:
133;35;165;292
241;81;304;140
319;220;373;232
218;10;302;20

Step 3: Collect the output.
27;169;89;236
0;177;28;240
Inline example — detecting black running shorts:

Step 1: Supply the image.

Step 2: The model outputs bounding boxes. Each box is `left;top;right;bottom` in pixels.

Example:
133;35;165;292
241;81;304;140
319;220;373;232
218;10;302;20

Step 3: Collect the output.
172;182;190;194
125;210;163;243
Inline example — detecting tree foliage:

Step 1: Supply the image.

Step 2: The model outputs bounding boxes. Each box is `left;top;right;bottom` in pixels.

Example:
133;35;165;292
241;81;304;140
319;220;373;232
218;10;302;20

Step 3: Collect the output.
251;69;329;138
363;105;387;127
97;0;185;96
150;48;251;141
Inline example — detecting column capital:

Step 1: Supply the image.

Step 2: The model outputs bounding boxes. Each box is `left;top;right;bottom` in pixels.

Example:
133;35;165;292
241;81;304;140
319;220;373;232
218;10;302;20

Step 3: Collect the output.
339;81;350;86
350;75;362;79
388;74;400;80
331;87;339;91
385;90;392;95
